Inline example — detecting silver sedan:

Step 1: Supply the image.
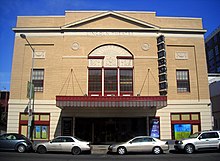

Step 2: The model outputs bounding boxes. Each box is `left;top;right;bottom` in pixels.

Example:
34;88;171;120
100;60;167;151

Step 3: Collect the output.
34;136;91;155
108;136;169;155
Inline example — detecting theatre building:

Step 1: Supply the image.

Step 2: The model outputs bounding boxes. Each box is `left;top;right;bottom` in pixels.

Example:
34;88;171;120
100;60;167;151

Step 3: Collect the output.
8;11;211;143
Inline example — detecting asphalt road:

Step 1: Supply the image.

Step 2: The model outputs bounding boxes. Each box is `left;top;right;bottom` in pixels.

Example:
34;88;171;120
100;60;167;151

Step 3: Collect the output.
0;151;220;161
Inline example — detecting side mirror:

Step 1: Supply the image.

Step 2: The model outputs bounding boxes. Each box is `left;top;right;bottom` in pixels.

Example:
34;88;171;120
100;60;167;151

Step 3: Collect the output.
129;141;132;144
50;140;53;143
198;136;202;140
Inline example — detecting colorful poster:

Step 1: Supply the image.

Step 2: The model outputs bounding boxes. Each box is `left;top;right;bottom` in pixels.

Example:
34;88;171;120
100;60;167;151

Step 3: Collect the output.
174;124;191;140
42;126;47;139
150;118;160;138
35;126;41;139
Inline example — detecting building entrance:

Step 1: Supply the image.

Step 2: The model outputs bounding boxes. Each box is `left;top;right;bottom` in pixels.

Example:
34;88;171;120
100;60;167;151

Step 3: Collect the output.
75;118;146;144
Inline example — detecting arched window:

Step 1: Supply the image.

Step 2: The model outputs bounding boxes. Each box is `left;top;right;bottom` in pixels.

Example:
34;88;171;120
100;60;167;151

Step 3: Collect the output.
88;45;133;96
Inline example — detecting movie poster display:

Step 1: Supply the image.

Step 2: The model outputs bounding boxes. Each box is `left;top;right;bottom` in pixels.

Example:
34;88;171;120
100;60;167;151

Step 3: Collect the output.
149;117;160;138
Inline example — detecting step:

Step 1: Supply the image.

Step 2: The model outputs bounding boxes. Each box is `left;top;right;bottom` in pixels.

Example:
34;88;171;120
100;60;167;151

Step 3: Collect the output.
91;145;109;154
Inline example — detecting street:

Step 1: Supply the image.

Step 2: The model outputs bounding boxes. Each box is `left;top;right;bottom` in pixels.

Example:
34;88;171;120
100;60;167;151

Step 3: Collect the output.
0;151;220;161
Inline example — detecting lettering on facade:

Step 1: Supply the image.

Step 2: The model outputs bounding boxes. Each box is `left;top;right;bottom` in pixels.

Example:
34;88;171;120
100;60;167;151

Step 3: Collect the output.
175;52;188;60
87;32;133;36
34;51;45;59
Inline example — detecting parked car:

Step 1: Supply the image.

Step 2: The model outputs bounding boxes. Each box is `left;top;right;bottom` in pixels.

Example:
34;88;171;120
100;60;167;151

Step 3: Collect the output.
0;133;33;153
108;136;169;155
174;130;220;154
34;136;91;155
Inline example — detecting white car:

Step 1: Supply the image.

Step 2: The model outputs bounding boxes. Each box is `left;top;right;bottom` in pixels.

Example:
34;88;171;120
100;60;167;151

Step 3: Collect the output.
108;136;169;155
174;130;220;154
34;136;91;155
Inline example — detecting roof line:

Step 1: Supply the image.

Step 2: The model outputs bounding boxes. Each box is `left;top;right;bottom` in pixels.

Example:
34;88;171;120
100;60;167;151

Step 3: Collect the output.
62;11;160;29
65;10;156;14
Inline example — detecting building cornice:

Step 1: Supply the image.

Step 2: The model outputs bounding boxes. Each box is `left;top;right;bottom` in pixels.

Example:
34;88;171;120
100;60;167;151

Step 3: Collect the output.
13;27;206;34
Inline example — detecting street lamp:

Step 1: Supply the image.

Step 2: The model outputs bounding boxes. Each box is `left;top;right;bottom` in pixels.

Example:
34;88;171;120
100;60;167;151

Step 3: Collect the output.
20;34;35;139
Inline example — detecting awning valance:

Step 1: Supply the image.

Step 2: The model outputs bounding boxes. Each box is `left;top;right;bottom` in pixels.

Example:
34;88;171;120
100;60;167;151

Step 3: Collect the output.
56;96;167;108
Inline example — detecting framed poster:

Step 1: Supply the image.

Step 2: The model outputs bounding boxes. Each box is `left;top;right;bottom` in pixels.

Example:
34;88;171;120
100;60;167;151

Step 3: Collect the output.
35;126;41;139
174;124;191;140
149;117;160;138
42;126;48;139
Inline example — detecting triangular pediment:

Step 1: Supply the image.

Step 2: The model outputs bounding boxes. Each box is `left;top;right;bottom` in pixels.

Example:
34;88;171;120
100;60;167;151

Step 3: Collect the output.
62;11;159;30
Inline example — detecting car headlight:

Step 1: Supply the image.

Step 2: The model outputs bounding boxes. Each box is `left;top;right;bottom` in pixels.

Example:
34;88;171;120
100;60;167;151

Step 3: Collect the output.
178;141;183;144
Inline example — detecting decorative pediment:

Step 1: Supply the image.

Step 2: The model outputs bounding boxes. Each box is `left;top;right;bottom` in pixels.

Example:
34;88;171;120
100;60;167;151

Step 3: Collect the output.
61;11;159;30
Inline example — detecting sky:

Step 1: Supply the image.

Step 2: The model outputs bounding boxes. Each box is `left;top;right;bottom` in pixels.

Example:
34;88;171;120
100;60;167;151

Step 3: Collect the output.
0;0;220;91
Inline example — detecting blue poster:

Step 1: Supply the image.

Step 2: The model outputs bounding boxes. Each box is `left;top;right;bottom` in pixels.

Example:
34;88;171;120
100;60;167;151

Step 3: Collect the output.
150;118;160;138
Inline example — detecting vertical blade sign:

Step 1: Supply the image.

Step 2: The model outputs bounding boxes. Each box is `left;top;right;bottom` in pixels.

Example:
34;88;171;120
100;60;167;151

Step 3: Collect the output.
157;35;168;95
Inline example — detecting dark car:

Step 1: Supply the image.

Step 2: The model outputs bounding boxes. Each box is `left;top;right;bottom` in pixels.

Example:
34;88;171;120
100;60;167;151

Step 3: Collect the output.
0;133;32;153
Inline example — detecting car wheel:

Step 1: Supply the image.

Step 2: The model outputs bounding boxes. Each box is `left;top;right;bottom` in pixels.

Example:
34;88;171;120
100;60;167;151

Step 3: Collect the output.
117;146;127;155
37;146;47;154
184;144;195;154
17;144;26;153
72;147;81;155
153;146;162;155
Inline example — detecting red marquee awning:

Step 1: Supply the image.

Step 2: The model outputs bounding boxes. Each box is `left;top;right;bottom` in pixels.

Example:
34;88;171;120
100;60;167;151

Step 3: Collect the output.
56;96;167;108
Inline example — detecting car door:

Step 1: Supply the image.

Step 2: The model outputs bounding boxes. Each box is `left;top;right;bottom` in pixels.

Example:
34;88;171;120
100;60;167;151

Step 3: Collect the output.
126;138;144;152
196;132;219;149
0;134;8;150
60;137;75;152
3;134;17;150
141;137;155;152
47;137;63;151
204;132;219;148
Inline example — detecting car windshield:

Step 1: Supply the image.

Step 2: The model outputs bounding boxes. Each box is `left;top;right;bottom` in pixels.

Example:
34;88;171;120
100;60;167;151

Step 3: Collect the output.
188;132;201;138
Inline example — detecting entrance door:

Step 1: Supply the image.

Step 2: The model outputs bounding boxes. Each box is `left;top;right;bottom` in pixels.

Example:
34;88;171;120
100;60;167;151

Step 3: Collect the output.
61;117;73;136
75;118;146;144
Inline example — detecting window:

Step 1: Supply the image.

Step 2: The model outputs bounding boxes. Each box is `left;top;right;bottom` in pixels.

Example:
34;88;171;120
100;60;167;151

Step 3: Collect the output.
19;113;50;140
215;45;219;56
104;69;117;93
131;138;144;143
176;70;190;92
52;137;63;143
88;68;133;96
208;49;214;61
65;137;74;142
217;66;220;72
33;69;44;92
200;132;219;139
171;113;201;140
143;137;154;142
88;69;102;93
120;69;133;93
34;126;48;139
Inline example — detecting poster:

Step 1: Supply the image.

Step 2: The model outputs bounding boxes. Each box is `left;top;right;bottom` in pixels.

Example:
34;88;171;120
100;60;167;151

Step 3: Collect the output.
42;126;47;139
174;124;191;140
149;117;160;138
35;126;41;139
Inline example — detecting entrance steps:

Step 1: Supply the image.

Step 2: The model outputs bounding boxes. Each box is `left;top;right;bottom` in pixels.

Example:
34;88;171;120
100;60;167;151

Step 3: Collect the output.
91;145;109;154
